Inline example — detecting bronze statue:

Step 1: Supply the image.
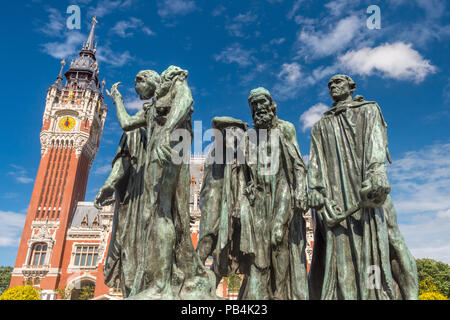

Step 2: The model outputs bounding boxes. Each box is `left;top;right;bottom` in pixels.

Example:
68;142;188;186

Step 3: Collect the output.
198;88;309;300
96;66;218;300
307;74;418;300
95;70;160;298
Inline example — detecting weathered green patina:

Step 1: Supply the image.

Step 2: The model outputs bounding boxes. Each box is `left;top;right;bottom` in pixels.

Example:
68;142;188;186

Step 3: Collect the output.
198;88;309;300
96;66;218;300
308;74;418;300
95;70;159;298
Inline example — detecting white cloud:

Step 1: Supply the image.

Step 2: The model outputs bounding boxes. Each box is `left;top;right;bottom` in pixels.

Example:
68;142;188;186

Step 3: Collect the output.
212;5;226;17
111;17;155;38
389;143;450;214
41;32;86;59
214;43;255;67
297;15;363;59
97;46;133;67
324;0;361;17
287;0;307;20
157;0;196;18
40;7;65;37
399;218;450;263
392;0;446;19
1;193;19;200
41;26;133;66
0;211;26;247
437;209;450;219
339;42;437;83
94;164;112;176
299;103;329;131
269;38;285;45
226;11;258;37
7;165;34;184
124;97;152;111
388;143;450;263
278;62;302;84
234;11;258;23
89;0;133;18
272;62;318;100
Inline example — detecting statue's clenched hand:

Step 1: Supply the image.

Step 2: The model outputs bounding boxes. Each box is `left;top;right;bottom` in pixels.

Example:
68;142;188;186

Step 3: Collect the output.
271;224;284;247
308;189;325;209
152;131;173;166
106;82;123;104
360;174;390;208
94;184;115;209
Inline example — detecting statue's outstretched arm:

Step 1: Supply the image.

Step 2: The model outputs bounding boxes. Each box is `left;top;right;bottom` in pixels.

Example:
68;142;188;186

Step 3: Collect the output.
107;82;146;131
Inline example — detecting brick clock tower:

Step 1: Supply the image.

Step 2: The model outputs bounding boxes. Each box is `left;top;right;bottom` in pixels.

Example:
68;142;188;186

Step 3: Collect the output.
10;19;108;298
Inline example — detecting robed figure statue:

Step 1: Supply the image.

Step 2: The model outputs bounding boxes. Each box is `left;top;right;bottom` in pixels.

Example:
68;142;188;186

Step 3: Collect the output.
308;74;418;300
96;66;218;300
198;88;309;300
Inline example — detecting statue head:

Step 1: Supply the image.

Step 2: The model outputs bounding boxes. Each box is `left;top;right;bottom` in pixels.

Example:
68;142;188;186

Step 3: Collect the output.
135;70;161;100
157;65;189;98
248;87;277;129
328;74;356;103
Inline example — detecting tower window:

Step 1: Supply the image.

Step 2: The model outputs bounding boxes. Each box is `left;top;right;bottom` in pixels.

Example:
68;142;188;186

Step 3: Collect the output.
30;243;48;266
73;245;99;267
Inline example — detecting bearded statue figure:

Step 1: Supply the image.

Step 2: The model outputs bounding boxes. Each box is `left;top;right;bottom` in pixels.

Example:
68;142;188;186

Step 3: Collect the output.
198;87;310;300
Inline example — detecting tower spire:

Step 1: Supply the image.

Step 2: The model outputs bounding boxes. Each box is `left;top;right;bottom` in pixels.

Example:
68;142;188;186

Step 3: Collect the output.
51;59;66;89
84;17;98;52
57;59;66;80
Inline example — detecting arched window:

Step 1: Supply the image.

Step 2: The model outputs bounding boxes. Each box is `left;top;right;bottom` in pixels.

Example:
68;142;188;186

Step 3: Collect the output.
30;243;48;266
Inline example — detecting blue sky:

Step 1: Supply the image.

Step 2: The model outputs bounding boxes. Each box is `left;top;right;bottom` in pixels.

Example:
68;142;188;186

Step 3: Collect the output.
0;0;449;266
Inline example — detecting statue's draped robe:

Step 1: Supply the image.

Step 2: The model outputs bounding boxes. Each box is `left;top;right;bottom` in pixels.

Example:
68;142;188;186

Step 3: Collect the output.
103;125;147;298
308;98;418;300
199;118;309;300
128;76;217;300
199;120;253;278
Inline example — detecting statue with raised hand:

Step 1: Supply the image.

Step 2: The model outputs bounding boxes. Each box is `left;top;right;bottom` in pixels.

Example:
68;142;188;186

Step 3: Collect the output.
307;74;418;300
94;70;160;298
122;66;218;300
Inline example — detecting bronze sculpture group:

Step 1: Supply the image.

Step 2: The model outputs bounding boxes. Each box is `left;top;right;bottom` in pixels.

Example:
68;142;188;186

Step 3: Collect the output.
94;66;419;300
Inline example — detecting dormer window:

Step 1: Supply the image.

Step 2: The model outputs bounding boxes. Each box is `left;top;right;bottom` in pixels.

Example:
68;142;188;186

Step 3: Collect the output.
81;216;88;228
92;216;99;228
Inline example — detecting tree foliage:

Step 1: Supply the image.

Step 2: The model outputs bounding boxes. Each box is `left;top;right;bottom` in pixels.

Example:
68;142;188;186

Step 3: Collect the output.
0;285;41;300
416;258;450;297
77;285;95;300
419;291;449;300
56;286;71;300
0;266;13;295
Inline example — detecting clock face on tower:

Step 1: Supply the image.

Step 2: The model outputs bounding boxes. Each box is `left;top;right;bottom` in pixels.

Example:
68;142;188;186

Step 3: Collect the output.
58;116;76;131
